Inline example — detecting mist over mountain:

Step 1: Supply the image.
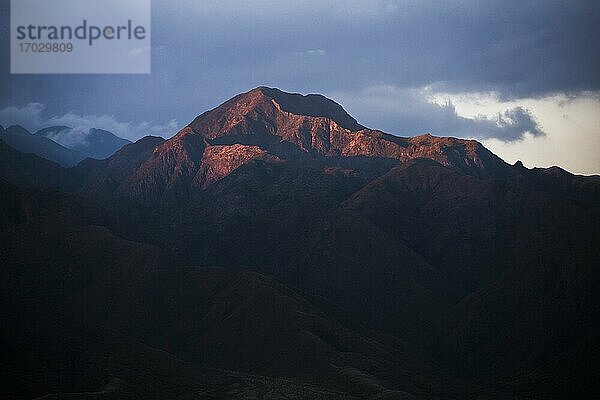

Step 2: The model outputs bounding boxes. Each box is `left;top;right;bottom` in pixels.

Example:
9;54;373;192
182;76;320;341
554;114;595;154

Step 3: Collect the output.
35;126;131;160
1;88;598;399
0;125;86;167
0;124;130;168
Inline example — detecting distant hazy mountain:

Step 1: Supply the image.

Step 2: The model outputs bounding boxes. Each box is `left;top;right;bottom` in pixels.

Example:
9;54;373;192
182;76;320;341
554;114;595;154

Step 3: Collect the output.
35;125;131;160
1;88;599;399
0;125;86;167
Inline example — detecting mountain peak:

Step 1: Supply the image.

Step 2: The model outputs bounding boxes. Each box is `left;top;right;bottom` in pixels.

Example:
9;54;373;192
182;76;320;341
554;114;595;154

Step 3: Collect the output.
250;87;364;131
6;125;31;136
187;87;364;140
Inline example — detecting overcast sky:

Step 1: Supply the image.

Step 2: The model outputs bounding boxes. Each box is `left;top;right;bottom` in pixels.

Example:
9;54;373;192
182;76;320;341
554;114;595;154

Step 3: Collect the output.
0;0;598;174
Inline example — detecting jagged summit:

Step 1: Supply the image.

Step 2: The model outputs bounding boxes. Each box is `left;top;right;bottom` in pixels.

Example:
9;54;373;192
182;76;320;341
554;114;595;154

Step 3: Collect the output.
256;87;365;131
187;87;364;137
184;86;364;144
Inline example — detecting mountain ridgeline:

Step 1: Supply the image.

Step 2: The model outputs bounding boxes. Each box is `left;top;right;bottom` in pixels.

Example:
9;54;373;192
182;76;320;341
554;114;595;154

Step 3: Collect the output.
0;124;130;167
35;126;131;160
1;87;599;400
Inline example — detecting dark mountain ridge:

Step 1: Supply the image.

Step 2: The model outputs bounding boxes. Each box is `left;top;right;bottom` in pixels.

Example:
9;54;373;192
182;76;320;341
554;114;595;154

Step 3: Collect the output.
0;124;130;168
0;125;86;167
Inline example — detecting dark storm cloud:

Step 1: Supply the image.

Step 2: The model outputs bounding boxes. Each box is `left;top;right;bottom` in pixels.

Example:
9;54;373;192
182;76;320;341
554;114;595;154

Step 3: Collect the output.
147;0;599;97
0;0;596;141
496;107;544;139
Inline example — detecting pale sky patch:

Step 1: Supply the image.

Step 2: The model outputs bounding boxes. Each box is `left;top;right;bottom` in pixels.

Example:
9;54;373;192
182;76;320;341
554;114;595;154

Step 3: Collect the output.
430;92;600;175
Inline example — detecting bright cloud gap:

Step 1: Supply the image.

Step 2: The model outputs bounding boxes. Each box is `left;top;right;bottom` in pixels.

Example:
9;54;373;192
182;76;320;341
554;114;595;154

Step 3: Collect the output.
331;85;545;142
